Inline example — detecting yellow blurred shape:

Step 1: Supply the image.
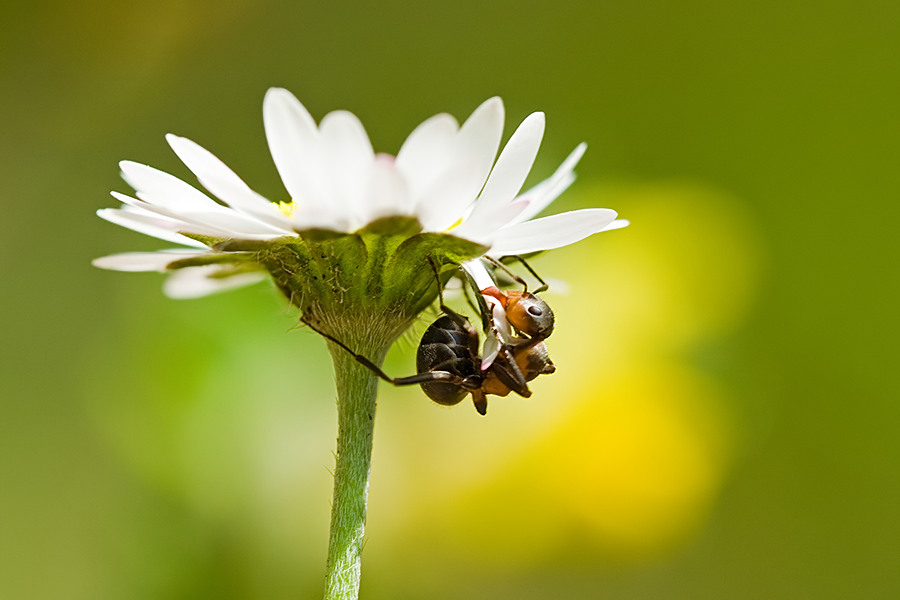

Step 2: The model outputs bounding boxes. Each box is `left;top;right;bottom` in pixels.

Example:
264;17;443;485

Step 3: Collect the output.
380;181;757;567
543;364;733;559
413;363;733;566
564;182;764;356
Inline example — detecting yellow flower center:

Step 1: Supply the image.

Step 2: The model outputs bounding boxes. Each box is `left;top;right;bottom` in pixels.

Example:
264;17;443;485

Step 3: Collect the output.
278;201;296;218
445;216;463;231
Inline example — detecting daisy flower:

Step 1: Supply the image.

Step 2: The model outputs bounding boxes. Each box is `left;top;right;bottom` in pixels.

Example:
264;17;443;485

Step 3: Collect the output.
94;88;626;300
92;88;628;600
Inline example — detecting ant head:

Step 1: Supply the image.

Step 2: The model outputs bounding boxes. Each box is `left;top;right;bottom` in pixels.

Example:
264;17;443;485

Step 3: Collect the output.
505;291;555;339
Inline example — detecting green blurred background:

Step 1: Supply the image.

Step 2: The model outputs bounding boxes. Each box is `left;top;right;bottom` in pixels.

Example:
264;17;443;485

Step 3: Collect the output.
2;1;898;598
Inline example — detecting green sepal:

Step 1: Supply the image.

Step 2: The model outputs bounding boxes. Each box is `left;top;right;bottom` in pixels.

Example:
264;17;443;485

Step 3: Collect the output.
180;232;226;247
387;232;487;274
205;262;266;279
381;232;487;317
357;216;422;237
297;228;350;243
189;221;487;344
213;238;294;252
166;252;257;271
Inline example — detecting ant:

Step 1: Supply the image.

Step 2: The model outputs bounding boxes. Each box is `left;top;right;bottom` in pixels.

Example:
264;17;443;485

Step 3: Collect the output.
301;256;556;415
475;255;554;341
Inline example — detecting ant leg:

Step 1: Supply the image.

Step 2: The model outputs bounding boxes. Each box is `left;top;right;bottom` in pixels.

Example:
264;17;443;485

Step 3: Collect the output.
490;345;532;398
427;256;500;339
426;255;456;314
392;371;475;387
459;265;493;333
461;282;480;319
300;315;396;383
471;390;488;416
426;256;475;331
301;315;474;389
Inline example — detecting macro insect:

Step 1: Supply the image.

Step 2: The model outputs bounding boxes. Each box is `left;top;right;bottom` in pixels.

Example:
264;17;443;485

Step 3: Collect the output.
478;255;555;341
302;258;557;415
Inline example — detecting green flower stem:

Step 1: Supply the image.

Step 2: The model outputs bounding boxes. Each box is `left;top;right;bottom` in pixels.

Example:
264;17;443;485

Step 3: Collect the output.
322;333;390;600
223;221;486;598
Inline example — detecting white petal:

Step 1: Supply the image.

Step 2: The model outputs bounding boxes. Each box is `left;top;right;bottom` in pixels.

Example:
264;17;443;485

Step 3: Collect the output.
490;298;513;342
415;159;483;231
177;210;292;237
454;97;504;195
513;143;586;224
480;296;512;370
92;250;206;272
396;113;459;201
515;171;575;223
263;88;325;207
111;192;284;239
487;208;618;256
481;327;500;368
318;110;375;227
461;258;495;290
120;161;291;237
115;202;227;239
110;191;209;227
422;98;505;231
166;134;301;232
602;219;630;231
163;265;267;299
460;259;509;370
451;199;530;245
97;206;208;248
474;111;545;212
119;161;220;212
363;155;411;223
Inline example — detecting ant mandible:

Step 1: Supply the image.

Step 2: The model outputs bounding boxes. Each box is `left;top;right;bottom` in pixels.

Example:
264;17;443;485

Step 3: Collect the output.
301;256;556;415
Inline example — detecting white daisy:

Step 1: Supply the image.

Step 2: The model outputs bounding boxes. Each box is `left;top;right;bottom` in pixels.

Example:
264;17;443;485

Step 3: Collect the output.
94;88;626;298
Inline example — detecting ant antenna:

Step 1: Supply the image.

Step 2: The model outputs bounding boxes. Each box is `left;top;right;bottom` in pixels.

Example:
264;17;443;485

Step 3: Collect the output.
487;255;549;294
510;255;549;293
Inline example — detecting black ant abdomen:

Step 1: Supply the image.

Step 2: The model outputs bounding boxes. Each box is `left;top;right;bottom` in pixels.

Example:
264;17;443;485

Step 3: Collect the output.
416;314;481;407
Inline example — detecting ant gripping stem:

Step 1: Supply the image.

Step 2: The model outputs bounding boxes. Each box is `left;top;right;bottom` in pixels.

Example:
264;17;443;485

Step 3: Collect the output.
299;316;472;389
300;255;480;392
302;256;555;416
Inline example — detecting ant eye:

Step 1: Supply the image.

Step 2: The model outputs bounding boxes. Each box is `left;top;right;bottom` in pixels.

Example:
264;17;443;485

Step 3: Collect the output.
527;305;543;317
